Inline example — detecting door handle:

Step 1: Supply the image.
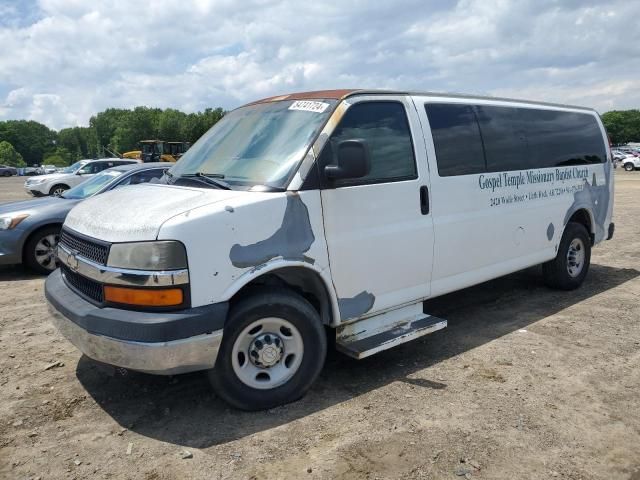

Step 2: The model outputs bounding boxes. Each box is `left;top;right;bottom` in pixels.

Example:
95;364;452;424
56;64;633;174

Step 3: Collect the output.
419;186;429;215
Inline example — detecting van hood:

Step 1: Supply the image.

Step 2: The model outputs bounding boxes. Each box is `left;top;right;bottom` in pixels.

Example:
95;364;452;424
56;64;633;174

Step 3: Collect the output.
64;184;244;242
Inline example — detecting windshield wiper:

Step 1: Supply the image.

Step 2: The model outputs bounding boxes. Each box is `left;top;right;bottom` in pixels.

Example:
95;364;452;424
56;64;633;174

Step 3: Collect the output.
179;172;232;190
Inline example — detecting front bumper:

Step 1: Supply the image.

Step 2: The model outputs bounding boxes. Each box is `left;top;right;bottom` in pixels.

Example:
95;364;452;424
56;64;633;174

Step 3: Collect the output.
24;183;47;196
0;227;25;266
45;269;228;375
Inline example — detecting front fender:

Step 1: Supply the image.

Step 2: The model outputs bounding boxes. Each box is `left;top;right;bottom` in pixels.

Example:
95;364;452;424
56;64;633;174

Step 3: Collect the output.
220;259;341;326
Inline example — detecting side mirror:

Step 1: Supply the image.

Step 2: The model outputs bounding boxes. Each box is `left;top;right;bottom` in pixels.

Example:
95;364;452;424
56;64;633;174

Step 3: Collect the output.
324;139;371;181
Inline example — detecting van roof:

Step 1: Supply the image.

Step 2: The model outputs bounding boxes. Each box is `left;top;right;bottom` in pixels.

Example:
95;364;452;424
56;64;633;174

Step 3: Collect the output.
245;89;595;112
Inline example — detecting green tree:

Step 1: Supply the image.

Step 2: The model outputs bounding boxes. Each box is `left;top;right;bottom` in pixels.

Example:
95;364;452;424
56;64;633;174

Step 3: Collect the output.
0;120;56;165
0;141;26;167
601;110;640;145
43;146;73;166
158;108;187;141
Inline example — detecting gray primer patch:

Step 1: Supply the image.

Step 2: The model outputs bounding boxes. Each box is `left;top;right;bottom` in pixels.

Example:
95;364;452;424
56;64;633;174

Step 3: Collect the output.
546;222;555;241
229;194;315;268
338;291;375;321
563;165;611;243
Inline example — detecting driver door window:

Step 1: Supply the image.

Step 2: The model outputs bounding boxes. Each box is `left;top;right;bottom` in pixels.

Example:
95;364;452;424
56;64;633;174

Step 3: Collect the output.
320;101;417;187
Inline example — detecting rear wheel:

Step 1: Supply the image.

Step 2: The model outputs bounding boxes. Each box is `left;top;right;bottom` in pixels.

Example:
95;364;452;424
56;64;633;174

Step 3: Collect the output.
624;162;635;172
2;171;10;177
49;184;69;196
208;288;327;411
542;222;591;290
24;226;61;274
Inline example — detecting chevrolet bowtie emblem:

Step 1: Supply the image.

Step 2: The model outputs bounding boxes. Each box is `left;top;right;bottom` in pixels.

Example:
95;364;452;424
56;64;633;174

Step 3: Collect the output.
66;252;79;272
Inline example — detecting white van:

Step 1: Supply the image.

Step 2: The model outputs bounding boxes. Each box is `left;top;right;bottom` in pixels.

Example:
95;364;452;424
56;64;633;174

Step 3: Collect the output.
45;90;614;410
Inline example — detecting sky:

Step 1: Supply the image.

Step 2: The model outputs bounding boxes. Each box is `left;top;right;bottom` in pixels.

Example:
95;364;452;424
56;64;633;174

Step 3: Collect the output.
0;0;639;131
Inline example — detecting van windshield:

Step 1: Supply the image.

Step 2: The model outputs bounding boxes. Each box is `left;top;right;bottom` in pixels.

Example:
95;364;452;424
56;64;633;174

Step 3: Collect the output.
169;99;337;190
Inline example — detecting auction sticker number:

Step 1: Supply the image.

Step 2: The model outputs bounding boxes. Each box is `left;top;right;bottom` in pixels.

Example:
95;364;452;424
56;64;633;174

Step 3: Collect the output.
288;101;330;113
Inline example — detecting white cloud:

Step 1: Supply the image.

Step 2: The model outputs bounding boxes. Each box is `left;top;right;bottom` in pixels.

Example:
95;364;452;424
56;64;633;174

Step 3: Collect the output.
0;0;639;130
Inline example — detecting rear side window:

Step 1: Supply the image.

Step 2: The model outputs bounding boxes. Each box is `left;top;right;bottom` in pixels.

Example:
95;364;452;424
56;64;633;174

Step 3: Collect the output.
426;102;606;176
322;101;417;186
474;105;529;172
520;108;606;167
425;104;485;176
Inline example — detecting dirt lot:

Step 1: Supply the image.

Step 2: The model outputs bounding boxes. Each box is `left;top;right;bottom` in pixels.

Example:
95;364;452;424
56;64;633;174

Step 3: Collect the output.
0;173;639;480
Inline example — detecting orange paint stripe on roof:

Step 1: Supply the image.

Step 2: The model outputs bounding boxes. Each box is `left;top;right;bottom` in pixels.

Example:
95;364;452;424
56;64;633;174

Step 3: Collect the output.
244;89;360;106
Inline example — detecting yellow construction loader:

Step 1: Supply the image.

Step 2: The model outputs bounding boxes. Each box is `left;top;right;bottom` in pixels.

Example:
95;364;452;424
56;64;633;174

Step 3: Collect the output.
122;140;191;163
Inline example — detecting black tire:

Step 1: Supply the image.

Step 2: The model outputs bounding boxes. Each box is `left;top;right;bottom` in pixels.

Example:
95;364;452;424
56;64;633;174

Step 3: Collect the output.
2;171;10;177
208;287;327;411
624;162;635;172
23;225;61;274
49;184;69;196
542;222;591;290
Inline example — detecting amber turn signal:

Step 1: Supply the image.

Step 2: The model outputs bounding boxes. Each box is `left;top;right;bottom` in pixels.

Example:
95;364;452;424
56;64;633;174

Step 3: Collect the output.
104;286;183;307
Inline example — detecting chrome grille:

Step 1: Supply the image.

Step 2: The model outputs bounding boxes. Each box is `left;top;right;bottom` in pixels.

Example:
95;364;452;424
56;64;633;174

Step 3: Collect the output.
61;265;104;303
59;228;110;265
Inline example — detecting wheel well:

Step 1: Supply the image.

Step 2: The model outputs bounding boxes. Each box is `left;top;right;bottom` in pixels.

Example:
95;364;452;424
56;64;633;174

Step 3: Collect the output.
567;209;594;245
230;267;334;325
49;184;69;194
22;223;62;261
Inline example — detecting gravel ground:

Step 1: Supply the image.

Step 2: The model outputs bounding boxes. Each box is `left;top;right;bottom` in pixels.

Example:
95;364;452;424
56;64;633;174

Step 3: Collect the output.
0;173;639;480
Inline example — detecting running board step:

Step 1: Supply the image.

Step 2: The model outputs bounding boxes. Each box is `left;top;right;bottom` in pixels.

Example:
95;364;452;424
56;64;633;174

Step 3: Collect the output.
336;304;447;360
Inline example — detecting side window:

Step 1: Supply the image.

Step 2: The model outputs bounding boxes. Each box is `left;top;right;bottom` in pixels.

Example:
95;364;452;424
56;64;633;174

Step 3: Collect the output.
113;169;166;189
474;105;529;172
80;162;101;174
425;103;485;176
521;109;606;167
321;101;417;186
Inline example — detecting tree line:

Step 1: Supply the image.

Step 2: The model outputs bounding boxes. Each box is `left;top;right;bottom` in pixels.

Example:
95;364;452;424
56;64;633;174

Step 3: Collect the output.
0;106;225;167
0;106;638;168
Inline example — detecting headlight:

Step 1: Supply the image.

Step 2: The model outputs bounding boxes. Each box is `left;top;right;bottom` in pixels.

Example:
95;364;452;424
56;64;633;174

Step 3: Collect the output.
0;214;29;230
107;241;187;270
26;178;46;185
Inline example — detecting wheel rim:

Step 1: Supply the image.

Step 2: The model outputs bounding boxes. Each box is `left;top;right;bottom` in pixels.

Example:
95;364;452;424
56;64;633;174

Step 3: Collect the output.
231;317;304;390
52;187;66;195
566;238;585;278
625;164;633;171
34;233;60;271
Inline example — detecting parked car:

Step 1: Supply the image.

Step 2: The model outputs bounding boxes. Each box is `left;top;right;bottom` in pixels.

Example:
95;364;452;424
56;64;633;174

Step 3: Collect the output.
0;163;170;274
611;149;632;169
45;89;614;411
0;165;18;177
37;165;58;175
620;155;640;171
616;146;640;157
22;167;41;176
24;158;137;196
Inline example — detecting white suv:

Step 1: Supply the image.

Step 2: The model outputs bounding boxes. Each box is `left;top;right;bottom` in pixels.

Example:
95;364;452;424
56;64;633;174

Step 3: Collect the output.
619;154;640;172
25;158;137;196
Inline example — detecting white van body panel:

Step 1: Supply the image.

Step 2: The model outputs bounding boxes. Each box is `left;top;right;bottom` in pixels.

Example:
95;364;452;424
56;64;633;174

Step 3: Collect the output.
412;95;613;297
320;94;434;321
157;190;336;313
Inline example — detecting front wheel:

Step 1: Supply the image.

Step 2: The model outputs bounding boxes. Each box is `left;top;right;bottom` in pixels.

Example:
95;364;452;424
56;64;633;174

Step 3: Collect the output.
208;288;327;411
542;222;591;290
624;162;635;172
49;184;69;196
24;226;61;274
